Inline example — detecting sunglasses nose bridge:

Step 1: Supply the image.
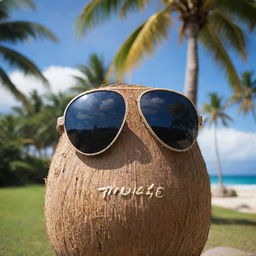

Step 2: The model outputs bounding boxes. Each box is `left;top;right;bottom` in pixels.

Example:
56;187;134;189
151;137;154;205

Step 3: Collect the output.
124;96;145;127
126;96;138;102
125;97;139;112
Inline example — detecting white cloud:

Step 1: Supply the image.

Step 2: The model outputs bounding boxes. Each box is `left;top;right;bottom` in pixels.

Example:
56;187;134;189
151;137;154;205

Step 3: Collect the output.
99;98;114;111
0;66;82;112
198;127;256;163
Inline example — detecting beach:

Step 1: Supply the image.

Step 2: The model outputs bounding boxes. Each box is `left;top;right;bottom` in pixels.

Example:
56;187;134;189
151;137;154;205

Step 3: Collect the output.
211;185;256;213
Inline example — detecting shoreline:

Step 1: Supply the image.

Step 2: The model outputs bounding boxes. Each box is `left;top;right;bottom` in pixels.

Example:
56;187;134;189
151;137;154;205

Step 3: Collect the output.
211;185;256;214
211;184;256;190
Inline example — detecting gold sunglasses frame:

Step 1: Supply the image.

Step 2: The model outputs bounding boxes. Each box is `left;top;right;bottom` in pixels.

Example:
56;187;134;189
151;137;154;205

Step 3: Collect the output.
57;87;203;156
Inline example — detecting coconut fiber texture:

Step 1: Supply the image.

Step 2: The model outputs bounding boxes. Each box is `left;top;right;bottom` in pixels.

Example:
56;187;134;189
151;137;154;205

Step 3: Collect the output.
45;84;211;256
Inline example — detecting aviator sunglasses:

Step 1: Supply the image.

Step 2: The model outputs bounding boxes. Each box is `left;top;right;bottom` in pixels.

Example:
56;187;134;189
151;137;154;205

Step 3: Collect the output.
57;88;202;156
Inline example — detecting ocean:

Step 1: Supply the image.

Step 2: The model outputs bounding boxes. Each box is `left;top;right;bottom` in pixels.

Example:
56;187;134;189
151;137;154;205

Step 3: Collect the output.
210;175;256;185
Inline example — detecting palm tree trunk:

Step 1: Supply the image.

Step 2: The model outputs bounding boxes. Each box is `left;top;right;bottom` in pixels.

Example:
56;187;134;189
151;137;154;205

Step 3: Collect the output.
184;22;199;105
213;123;223;186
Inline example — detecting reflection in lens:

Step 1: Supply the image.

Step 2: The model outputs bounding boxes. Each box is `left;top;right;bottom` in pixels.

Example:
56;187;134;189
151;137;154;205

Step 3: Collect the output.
65;91;125;154
140;90;198;150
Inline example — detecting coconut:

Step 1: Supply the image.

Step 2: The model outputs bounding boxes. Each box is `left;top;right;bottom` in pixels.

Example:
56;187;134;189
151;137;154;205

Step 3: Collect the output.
45;84;211;256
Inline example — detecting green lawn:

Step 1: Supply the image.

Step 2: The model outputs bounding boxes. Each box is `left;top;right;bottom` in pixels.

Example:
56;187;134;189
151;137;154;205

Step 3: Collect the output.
0;185;255;256
205;205;256;253
0;185;54;256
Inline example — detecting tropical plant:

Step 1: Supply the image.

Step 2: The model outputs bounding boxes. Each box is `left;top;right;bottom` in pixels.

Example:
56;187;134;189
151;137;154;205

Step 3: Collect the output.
0;87;74;186
12;90;47;157
77;0;256;105
0;114;32;145
12;90;71;156
40;91;71;152
229;71;256;122
12;89;44;116
70;53;108;94
0;0;57;111
0;139;49;186
0;113;49;186
202;93;232;188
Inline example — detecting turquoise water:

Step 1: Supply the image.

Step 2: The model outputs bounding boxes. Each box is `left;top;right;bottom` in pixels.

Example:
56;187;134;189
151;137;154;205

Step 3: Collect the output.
210;176;256;185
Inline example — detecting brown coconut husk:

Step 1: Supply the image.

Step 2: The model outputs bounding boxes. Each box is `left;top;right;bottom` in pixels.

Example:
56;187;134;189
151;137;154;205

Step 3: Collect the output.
45;84;211;256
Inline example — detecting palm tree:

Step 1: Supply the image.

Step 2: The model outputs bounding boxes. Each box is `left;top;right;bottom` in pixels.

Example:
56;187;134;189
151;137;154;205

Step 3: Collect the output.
229;71;256;122
40;91;71;154
0;113;49;186
0;114;32;145
12;90;46;157
76;0;256;105
13;89;71;157
202;93;233;196
12;89;44;116
0;0;57;111
12;89;71;157
70;53;108;94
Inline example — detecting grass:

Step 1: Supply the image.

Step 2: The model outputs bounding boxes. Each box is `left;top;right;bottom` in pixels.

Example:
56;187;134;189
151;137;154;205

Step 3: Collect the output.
0;185;256;256
0;185;54;256
205;205;256;253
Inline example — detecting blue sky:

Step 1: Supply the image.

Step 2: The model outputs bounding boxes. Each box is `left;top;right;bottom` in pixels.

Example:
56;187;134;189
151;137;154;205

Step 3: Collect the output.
1;0;256;176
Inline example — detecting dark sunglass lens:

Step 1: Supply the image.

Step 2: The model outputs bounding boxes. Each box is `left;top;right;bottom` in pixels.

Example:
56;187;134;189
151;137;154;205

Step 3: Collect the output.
65;91;125;154
140;90;198;150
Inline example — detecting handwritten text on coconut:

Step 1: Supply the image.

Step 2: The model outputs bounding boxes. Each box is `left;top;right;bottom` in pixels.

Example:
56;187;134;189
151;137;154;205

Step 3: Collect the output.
98;184;164;200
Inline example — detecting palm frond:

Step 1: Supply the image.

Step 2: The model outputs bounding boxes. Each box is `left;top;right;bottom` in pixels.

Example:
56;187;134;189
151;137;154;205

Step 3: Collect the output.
229;70;256;116
0;21;57;43
0;67;31;112
241;71;254;88
0;46;48;85
72;75;89;85
76;0;122;35
202;92;232;127
202;102;212;114
0;0;35;19
71;54;106;93
216;0;256;30
219;112;233;121
199;23;241;92
120;0;150;18
70;85;92;94
201;0;216;11
76;65;93;80
209;10;247;60
88;54;105;80
107;8;172;80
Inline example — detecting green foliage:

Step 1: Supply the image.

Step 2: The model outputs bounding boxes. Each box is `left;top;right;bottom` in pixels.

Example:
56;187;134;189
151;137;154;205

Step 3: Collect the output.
71;53;108;93
0;53;108;187
77;0;256;93
202;92;232;127
0;0;57;112
229;71;256;122
0;141;49;186
108;7;172;80
0;0;35;20
0;90;69;187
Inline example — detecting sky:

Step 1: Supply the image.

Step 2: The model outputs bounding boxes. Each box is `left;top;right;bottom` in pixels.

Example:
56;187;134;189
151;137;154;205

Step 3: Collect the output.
0;0;256;176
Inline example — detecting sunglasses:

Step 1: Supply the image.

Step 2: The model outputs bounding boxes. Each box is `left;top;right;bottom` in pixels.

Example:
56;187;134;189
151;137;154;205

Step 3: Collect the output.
57;88;202;156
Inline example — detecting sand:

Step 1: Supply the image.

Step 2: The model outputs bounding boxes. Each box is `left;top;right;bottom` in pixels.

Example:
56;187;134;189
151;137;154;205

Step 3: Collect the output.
211;185;256;214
